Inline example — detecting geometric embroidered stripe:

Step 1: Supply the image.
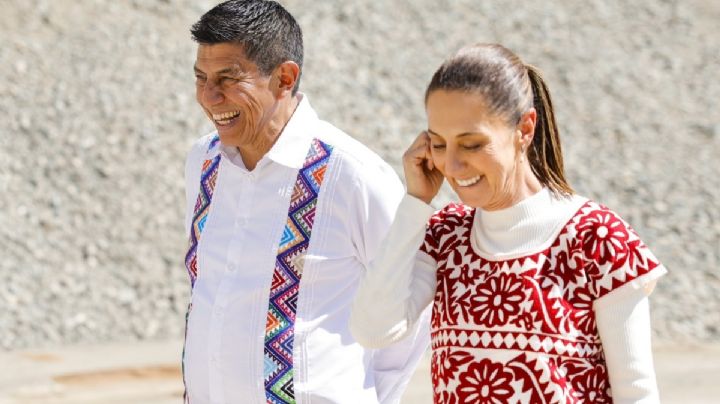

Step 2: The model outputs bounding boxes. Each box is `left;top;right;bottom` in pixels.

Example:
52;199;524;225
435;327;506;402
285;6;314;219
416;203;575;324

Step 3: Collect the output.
263;138;333;404
182;134;220;404
431;328;603;359
184;135;221;288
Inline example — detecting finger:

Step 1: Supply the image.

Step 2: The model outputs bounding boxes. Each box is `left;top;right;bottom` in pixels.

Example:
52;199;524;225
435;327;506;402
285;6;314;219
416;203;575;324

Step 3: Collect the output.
410;131;430;150
424;138;435;171
405;132;431;164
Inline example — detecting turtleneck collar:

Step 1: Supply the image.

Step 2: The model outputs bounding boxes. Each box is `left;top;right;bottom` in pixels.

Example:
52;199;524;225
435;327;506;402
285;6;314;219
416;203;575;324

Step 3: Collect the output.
471;188;587;258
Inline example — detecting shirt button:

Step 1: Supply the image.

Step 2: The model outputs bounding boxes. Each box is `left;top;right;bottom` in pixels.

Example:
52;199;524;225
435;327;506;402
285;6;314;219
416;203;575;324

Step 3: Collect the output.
227;264;237;272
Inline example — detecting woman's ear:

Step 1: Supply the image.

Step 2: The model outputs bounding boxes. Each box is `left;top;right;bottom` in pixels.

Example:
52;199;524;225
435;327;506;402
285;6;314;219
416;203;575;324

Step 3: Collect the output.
517;108;537;149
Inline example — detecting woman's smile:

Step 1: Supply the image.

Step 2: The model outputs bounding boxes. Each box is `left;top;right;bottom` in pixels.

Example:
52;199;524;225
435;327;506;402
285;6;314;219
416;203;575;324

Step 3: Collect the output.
455;175;482;187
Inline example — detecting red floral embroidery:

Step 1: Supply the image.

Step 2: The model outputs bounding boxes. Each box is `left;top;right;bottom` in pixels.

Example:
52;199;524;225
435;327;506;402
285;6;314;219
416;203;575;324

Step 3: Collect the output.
576;210;629;265
470;272;525;327
511;311;536;331
432;349;475;388
426;200;663;403
424;204;473;263
456;359;514;404
568;283;596;334
433;389;459;404
543;236;586;288
507;353;559;404
570;366;611;403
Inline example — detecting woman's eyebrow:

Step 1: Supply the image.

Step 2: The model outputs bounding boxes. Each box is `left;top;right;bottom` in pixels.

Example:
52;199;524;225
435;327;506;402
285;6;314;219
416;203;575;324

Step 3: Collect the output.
427;129;486;138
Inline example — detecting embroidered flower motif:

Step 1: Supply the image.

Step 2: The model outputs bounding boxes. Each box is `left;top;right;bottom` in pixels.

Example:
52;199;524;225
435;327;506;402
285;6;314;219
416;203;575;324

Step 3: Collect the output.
457;359;514;403
576;210;629;265
568;284;596;334
470;272;525;327
571;366;611;403
432;349;475;387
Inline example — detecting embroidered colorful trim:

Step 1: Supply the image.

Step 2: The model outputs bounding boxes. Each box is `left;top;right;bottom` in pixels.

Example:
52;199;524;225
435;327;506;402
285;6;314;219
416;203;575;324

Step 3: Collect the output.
182;134;220;404
184;135;221;287
263;138;333;404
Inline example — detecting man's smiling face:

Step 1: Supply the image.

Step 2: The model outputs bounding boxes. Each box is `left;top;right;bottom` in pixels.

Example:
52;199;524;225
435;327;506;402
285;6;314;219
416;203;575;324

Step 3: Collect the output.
194;42;278;150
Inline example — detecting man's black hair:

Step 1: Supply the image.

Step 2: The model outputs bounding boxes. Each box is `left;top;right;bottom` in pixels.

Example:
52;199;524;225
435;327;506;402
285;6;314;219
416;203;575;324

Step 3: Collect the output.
191;0;303;94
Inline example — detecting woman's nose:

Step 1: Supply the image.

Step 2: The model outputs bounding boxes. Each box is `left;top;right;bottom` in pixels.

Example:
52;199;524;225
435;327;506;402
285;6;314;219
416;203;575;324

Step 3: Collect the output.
444;150;465;176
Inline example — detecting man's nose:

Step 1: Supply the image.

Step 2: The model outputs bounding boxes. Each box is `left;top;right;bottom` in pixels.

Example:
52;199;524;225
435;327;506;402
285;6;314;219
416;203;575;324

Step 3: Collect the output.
200;81;224;106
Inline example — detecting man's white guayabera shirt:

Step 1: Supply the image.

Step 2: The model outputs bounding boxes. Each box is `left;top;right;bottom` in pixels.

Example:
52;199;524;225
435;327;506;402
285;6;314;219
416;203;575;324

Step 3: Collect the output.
183;94;430;404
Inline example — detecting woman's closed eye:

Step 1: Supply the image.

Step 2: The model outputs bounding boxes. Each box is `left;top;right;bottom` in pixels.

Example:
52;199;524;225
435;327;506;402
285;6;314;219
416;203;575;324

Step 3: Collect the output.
461;144;482;151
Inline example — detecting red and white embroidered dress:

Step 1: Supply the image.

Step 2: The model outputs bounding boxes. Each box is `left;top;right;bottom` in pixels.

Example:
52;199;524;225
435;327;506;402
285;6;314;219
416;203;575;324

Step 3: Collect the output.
351;189;666;403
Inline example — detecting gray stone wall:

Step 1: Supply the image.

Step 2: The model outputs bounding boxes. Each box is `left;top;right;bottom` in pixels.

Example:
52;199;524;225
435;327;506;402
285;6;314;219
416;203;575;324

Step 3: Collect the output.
1;0;718;349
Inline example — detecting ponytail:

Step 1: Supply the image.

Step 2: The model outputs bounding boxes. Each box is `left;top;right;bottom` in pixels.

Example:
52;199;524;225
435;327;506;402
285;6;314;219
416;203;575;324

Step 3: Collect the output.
525;65;573;196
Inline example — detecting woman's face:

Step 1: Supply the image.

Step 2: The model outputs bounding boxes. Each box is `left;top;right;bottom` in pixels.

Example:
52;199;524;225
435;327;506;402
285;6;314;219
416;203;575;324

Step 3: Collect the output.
426;89;535;210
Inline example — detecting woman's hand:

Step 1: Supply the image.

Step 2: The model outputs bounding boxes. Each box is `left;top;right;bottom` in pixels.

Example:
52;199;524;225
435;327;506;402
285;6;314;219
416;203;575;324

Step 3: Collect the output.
403;131;444;204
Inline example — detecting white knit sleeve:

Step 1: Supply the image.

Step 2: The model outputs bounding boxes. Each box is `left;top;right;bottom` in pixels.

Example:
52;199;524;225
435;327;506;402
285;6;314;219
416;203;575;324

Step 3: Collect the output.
594;282;661;403
350;194;437;349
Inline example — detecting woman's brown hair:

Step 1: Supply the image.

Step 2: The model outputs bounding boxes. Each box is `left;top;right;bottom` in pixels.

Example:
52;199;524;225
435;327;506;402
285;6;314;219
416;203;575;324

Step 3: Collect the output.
425;44;573;195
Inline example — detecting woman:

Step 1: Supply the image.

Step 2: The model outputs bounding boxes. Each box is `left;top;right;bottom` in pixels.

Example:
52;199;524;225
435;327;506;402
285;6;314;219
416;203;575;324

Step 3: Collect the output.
350;44;666;403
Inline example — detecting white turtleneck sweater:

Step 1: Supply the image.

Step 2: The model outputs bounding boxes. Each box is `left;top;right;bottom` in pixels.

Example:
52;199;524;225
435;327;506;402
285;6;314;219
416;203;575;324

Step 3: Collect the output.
351;188;662;403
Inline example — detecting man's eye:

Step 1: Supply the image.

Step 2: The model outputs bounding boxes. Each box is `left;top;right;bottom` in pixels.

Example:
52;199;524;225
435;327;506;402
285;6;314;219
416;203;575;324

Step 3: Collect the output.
431;144;446;150
462;144;481;150
195;75;206;83
221;77;238;83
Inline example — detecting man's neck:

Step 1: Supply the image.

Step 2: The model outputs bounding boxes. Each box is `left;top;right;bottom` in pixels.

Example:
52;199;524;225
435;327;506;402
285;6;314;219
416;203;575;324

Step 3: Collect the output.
238;95;300;171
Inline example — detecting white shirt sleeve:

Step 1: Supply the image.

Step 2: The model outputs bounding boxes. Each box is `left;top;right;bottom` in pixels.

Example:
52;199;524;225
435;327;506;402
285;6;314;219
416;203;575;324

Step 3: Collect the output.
351;194;438;350
345;160;435;403
594;281;661;403
372;306;432;404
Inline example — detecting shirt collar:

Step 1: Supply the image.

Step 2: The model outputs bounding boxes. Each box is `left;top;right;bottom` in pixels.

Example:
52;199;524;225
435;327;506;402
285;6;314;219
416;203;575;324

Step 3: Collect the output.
264;93;318;169
218;93;318;170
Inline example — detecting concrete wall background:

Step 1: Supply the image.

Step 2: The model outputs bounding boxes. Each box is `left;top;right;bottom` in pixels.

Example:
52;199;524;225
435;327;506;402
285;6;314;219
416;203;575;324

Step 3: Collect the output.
1;0;718;349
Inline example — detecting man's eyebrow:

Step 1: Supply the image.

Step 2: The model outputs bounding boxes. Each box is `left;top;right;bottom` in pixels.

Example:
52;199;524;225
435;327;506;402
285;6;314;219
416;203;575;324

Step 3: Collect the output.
193;65;243;75
216;66;242;75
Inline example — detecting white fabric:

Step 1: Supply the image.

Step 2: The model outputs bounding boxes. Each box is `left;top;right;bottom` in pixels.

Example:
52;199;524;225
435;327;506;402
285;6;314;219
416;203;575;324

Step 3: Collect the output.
351;190;662;402
472;188;587;257
351;194;436;349
183;94;430;404
595;282;661;403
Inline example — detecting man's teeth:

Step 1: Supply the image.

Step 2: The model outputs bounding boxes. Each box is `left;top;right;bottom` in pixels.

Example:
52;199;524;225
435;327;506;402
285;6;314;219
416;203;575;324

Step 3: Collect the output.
213;111;241;122
456;175;481;187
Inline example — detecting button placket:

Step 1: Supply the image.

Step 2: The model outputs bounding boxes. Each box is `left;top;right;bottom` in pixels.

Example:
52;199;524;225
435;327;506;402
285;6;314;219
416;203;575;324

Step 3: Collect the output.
225;172;255;274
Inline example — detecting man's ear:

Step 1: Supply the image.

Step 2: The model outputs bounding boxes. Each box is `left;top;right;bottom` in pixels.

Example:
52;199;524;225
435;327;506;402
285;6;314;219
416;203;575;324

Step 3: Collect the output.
274;61;300;97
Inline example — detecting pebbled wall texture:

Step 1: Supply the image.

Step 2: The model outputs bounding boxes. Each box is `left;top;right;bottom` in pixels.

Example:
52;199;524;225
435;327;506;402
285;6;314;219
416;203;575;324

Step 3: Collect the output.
1;0;718;349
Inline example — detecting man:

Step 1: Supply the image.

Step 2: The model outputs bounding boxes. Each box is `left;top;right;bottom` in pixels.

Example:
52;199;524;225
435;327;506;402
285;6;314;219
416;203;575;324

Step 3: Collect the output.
182;1;429;403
